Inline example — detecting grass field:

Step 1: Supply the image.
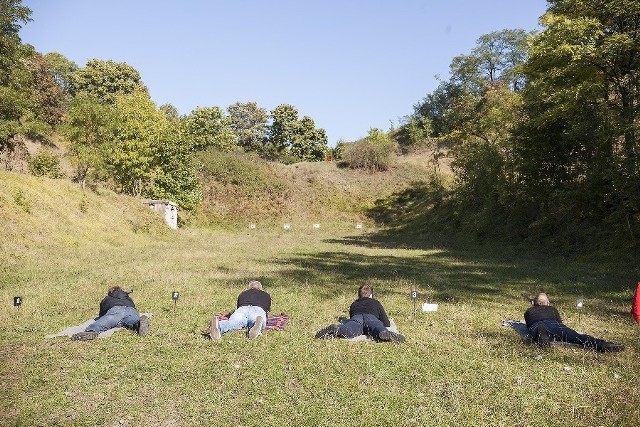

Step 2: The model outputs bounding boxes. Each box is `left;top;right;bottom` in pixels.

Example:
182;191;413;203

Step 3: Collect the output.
2;171;640;426
2;222;639;426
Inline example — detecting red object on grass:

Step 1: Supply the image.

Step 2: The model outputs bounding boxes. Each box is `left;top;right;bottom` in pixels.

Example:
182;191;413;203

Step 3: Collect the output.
632;282;640;323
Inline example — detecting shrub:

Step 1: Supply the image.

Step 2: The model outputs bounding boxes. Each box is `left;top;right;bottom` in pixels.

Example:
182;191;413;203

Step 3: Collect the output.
342;129;397;172
28;149;63;178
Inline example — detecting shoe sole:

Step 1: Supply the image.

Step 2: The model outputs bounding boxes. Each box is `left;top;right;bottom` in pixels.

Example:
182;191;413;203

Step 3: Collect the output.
537;325;550;348
138;315;150;336
315;324;339;339
209;316;221;340
71;332;98;341
379;330;405;342
600;343;625;353
248;316;263;339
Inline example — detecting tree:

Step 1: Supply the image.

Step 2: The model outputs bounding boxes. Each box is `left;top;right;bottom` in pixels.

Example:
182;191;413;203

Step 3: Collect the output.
514;0;640;235
106;90;200;209
72;59;147;104
226;101;268;153
182;106;236;152
106;90;167;195
0;0;31;85
268;104;299;156
43;52;78;100
29;53;64;127
267;104;329;162
450;29;530;92
159;103;180;121
0;0;33;154
59;93;114;188
290;116;329;161
148;133;201;212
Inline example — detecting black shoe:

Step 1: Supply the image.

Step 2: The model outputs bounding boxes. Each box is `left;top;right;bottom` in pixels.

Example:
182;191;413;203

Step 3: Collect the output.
315;324;340;339
71;331;98;341
536;325;550;348
598;342;625;353
138;315;150;336
378;330;406;343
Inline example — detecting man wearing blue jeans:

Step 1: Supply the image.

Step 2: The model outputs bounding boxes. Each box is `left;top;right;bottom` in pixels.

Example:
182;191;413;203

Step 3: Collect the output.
72;286;149;340
524;293;624;353
209;280;271;341
315;284;405;342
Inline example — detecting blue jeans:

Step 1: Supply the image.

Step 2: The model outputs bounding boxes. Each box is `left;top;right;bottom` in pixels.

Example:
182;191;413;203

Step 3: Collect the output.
218;305;266;334
529;320;606;349
337;313;386;339
86;306;140;333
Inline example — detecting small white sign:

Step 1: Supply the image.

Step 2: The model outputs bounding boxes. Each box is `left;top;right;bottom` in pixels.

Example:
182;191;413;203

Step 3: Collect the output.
313;223;320;229
576;299;584;309
422;303;439;312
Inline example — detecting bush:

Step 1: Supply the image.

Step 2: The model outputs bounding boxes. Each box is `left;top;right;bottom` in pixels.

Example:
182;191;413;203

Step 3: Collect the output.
342;129;397;172
28;149;63;178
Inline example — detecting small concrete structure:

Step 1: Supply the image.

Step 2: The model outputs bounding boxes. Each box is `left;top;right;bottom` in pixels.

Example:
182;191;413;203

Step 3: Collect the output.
141;199;178;229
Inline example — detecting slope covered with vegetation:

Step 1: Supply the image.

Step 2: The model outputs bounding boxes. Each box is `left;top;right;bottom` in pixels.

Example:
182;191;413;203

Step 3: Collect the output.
193;148;441;228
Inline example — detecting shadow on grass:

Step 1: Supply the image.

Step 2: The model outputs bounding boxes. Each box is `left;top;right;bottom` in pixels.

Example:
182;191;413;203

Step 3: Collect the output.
271;229;638;310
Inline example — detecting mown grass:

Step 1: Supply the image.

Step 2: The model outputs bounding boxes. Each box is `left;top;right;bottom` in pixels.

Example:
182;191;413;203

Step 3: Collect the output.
2;221;639;427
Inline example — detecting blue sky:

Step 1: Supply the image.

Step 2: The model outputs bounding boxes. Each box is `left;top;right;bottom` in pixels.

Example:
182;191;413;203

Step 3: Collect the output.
20;0;548;145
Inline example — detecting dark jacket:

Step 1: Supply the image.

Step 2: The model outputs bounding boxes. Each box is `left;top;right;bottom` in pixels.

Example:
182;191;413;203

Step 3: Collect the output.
524;304;562;328
99;289;136;317
349;297;390;327
237;288;271;313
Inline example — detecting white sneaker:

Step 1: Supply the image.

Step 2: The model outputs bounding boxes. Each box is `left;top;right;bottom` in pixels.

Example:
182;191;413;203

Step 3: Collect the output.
209;316;221;341
248;316;263;339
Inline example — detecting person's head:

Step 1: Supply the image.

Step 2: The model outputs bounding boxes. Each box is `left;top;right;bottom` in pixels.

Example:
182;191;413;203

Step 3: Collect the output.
108;286;122;295
248;280;263;290
533;292;550;306
358;284;373;298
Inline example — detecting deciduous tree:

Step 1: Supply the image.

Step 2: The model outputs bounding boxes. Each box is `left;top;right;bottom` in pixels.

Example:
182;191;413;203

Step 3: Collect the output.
182;106;235;152
514;0;640;234
59;93;114;188
72;59;147;104
226;101;268;154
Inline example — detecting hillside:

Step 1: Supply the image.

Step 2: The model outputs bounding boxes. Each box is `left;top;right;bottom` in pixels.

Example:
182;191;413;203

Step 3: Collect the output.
195;149;445;229
1;148;447;248
0;171;168;260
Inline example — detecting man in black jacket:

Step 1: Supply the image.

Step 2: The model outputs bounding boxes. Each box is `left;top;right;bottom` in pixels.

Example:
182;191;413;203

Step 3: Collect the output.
316;284;405;342
72;286;149;341
525;292;623;352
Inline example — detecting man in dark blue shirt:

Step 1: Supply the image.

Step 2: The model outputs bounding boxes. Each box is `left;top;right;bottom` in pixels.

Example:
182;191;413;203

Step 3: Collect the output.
316;284;404;342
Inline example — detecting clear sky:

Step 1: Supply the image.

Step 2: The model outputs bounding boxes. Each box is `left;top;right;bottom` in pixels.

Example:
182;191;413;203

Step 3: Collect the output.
19;0;548;145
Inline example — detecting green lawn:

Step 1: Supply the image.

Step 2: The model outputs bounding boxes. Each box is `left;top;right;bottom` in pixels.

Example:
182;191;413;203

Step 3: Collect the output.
1;227;639;426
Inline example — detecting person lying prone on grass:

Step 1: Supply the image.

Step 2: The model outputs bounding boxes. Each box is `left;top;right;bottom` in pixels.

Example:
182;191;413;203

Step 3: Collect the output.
71;286;149;341
524;292;624;353
209;280;271;341
315;284;405;342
